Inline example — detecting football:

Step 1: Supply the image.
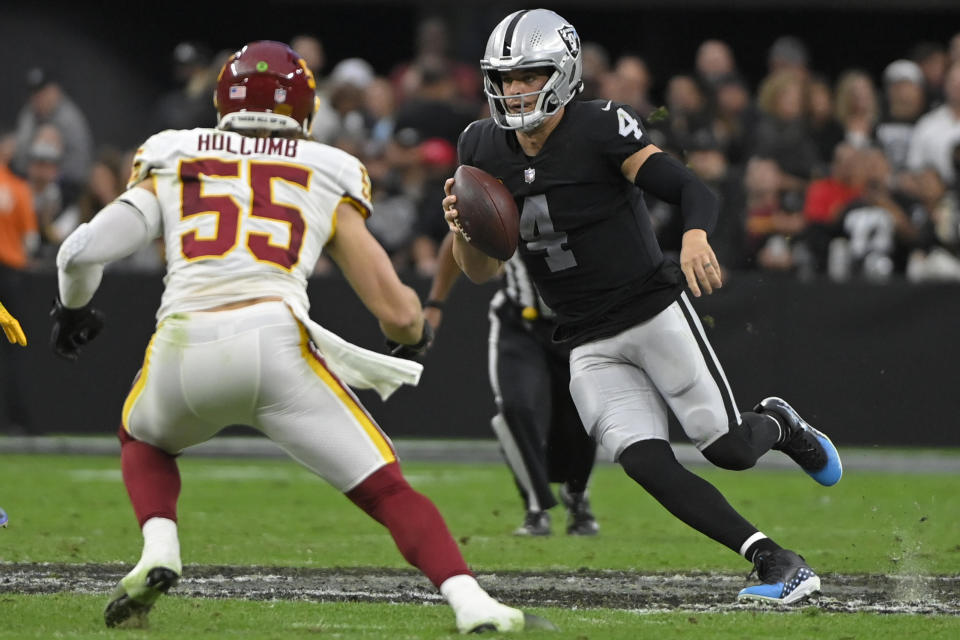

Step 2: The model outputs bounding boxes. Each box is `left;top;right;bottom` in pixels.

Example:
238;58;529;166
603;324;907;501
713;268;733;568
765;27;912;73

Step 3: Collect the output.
451;165;519;261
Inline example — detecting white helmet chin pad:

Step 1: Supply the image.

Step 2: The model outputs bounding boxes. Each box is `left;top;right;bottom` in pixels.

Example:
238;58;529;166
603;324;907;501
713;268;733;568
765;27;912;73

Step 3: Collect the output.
481;9;583;131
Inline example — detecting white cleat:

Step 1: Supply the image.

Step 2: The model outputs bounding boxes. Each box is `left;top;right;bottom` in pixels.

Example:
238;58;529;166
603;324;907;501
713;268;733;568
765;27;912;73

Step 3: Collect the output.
443;573;557;633
456;599;526;634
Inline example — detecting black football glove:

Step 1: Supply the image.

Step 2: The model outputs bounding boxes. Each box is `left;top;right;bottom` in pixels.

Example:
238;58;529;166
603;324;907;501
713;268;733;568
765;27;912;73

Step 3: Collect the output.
385;321;434;360
50;298;105;361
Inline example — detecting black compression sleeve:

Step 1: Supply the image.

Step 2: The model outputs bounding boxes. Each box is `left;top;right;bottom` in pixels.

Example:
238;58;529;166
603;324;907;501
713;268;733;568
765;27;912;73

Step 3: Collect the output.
633;152;718;235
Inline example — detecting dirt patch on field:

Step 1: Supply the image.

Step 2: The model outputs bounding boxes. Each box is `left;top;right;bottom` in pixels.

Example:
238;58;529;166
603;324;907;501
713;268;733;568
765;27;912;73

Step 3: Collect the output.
2;563;958;615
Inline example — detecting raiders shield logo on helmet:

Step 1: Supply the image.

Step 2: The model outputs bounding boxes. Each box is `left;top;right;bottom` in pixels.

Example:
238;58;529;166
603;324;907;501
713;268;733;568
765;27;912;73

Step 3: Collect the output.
558;25;580;57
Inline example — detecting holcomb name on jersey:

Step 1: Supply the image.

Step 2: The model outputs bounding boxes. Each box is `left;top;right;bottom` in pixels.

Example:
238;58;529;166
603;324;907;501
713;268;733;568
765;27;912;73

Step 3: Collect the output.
195;131;301;158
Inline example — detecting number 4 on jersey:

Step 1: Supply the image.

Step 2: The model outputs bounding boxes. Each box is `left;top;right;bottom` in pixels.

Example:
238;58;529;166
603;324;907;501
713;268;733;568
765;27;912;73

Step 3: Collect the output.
617;107;643;140
519;194;577;272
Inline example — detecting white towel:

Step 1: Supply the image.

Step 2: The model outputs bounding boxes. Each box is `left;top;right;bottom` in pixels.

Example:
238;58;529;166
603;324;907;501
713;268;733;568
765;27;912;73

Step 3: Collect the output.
289;304;423;400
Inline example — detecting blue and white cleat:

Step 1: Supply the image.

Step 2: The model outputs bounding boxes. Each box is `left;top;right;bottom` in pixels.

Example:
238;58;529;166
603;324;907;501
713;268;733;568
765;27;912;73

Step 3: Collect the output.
0;506;8;527
757;397;842;486
738;549;820;605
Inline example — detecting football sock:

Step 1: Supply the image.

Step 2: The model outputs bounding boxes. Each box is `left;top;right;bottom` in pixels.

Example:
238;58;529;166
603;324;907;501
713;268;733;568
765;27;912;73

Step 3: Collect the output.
127;517;182;576
440;574;523;633
347;462;471;588
440;574;493;609
619;439;759;553
701;413;781;470
118;426;180;527
741;532;782;562
765;411;788;446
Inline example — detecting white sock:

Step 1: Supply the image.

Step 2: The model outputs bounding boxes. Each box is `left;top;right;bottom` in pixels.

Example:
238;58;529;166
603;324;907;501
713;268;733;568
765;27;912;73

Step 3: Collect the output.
739;531;768;561
134;517;182;574
440;574;492;610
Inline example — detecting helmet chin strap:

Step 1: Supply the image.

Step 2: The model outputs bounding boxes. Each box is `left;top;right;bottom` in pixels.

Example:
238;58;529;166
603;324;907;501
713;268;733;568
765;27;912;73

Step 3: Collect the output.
486;67;566;132
504;87;560;132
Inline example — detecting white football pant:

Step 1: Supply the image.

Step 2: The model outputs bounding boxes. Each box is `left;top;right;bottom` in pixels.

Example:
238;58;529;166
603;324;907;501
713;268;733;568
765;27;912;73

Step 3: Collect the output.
121;301;395;491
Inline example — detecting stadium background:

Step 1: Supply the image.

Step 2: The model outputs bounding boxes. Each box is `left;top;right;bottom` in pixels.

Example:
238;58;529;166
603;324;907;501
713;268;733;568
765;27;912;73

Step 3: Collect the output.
2;0;958;446
3;0;960;150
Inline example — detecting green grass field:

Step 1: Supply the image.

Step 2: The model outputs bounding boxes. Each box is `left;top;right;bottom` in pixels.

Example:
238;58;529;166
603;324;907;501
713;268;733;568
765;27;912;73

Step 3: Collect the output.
2;451;959;638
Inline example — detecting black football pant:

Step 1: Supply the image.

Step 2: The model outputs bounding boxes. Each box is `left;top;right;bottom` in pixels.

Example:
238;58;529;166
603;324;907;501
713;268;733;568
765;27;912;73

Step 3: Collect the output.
488;297;596;513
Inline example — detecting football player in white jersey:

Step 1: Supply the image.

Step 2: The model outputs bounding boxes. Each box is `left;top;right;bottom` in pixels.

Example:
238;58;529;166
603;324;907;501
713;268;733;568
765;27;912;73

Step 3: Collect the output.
51;41;544;634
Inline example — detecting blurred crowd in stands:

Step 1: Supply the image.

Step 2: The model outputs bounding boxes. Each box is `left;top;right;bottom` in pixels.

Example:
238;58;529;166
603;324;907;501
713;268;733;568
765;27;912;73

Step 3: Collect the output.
3;19;960;285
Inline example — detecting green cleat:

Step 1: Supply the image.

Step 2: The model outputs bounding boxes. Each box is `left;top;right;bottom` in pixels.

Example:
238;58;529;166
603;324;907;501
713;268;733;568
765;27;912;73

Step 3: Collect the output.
104;566;180;628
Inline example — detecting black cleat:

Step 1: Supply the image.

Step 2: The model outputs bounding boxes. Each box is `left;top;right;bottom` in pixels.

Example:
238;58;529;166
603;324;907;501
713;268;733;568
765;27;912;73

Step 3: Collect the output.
559;486;599;536
756;397;842;486
513;510;551;536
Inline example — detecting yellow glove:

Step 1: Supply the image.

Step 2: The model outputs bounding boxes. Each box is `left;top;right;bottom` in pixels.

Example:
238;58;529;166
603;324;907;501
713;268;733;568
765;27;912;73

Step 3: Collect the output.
0;301;27;346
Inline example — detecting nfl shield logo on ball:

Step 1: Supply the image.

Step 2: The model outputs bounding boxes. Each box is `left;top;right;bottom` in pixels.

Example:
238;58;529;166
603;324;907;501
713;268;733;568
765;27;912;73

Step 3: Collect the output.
524;167;535;183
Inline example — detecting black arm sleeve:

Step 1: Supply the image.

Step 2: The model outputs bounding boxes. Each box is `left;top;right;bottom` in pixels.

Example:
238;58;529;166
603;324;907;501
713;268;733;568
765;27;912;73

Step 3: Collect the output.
634;152;718;235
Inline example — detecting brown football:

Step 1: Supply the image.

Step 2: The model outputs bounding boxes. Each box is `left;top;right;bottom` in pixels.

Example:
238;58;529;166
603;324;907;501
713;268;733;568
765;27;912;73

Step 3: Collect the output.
451;165;519;261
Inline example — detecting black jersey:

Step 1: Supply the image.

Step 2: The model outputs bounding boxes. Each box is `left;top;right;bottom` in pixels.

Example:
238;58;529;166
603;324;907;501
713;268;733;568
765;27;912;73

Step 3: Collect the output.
458;99;684;346
501;254;555;320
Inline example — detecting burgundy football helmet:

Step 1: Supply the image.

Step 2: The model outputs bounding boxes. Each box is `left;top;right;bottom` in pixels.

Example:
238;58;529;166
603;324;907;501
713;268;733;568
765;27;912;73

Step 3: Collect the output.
215;41;317;135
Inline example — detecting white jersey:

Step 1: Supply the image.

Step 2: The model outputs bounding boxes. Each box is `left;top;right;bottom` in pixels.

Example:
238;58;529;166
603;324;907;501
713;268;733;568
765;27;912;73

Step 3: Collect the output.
129;128;373;322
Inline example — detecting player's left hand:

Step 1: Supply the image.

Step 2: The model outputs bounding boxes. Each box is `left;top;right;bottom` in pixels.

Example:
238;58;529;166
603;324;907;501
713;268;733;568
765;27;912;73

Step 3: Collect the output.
680;229;722;297
50;298;105;361
442;178;460;233
0;301;26;346
385;321;434;360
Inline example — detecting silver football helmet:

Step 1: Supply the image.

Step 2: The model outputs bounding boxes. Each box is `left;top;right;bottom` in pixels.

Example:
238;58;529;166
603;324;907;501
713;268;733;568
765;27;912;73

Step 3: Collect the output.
481;9;584;131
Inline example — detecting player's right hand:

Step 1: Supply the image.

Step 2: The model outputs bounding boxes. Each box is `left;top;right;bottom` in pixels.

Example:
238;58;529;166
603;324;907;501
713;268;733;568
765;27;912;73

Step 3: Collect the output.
0;301;26;346
680;229;722;297
50;299;105;361
423;306;443;332
385;321;434;361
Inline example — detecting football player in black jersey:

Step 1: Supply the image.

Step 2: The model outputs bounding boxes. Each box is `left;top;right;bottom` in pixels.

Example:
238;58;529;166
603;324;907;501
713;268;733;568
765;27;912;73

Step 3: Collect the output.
443;9;843;604
426;233;599;537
